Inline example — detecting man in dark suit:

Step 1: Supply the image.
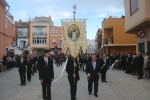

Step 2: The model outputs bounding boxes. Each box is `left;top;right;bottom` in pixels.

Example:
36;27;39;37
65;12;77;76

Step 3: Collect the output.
18;54;27;86
86;55;101;97
38;50;54;100
79;55;84;71
66;56;80;100
100;54;109;83
137;52;144;79
26;54;32;82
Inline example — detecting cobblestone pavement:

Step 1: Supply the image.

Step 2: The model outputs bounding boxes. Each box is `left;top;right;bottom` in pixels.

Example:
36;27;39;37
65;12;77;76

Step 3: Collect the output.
0;64;150;100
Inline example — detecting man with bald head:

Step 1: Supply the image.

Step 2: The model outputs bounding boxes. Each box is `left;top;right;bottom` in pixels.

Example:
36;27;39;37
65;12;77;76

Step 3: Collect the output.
86;55;101;97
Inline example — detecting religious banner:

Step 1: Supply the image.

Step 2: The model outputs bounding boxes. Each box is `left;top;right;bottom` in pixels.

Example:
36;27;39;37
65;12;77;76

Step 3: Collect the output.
62;19;87;57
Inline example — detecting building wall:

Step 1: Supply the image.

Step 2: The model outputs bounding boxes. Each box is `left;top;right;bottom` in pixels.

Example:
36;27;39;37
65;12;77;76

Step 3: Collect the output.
0;2;6;59
124;0;150;32
136;26;150;53
106;46;136;54
49;26;62;54
30;22;49;49
103;18;136;44
0;2;15;59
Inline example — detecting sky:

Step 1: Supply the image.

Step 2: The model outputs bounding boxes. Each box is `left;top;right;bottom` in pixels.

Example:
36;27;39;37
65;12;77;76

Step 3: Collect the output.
6;0;125;39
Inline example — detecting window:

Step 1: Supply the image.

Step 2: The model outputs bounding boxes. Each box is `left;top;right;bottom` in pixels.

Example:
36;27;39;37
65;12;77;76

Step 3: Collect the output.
36;28;43;36
50;28;54;33
147;41;150;53
17;28;28;36
138;42;145;52
32;37;47;44
130;0;138;15
5;19;7;28
52;39;56;44
59;40;62;44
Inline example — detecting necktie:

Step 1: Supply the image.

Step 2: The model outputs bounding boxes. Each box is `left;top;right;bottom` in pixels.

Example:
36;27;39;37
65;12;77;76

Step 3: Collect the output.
45;59;48;67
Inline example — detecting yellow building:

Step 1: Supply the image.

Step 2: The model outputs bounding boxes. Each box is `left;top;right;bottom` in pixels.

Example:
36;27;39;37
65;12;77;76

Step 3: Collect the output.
102;16;136;54
124;0;150;53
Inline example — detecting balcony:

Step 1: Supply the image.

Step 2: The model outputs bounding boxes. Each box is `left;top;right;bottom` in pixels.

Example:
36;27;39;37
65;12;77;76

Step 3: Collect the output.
105;37;113;45
17;33;28;37
32;32;47;36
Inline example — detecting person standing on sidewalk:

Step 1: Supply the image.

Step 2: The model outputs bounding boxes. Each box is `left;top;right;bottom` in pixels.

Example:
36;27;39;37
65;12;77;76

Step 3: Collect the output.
137;52;144;79
38;50;54;100
66;55;80;100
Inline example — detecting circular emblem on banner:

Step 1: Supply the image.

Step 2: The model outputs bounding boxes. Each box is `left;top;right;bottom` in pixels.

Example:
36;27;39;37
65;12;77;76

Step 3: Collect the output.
68;24;80;42
137;30;145;38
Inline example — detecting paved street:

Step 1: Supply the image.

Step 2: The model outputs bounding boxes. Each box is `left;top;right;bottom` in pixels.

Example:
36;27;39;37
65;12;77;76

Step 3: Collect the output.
0;63;150;100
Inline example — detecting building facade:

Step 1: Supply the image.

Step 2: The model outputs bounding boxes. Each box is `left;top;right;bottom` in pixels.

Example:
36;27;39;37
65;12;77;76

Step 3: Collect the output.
95;28;103;54
14;20;30;55
102;16;136;54
29;16;54;54
87;39;95;54
0;0;15;59
49;26;62;54
124;0;150;53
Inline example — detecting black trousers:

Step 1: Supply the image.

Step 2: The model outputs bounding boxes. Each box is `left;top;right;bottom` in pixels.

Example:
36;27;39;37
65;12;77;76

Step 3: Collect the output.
56;61;59;66
27;70;31;81
59;60;62;66
42;79;52;100
88;78;98;94
68;79;77;100
80;63;84;71
19;70;26;84
138;67;143;78
101;69;107;81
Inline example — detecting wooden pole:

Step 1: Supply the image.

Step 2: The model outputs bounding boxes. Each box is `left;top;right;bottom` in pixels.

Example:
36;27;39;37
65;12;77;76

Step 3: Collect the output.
74;57;75;85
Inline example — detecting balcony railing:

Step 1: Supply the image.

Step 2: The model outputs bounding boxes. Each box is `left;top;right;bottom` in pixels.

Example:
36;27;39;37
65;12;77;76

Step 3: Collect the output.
32;32;47;36
105;37;113;44
17;33;28;37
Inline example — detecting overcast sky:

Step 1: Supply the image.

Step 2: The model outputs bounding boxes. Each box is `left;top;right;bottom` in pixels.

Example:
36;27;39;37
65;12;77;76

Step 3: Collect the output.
7;0;125;39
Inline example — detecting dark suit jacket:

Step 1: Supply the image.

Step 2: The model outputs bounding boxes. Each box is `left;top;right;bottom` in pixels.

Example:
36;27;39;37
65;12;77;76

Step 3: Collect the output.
137;55;144;68
18;58;27;72
85;57;91;64
66;57;80;83
86;61;101;80
38;57;54;80
27;58;33;72
100;58;109;70
79;57;84;64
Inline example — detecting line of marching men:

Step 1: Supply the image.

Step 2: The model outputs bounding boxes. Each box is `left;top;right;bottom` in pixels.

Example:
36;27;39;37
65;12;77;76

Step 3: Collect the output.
65;53;110;100
17;54;42;86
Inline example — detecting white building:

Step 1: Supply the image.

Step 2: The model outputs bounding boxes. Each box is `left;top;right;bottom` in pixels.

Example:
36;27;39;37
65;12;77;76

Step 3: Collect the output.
87;39;95;53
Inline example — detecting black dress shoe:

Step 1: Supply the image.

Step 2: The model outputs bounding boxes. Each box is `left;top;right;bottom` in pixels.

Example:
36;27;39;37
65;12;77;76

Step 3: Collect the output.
137;77;142;79
94;94;98;97
75;97;77;99
24;83;26;86
20;83;23;86
104;81;107;83
89;92;91;95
